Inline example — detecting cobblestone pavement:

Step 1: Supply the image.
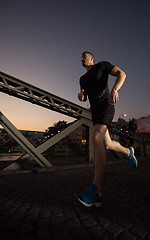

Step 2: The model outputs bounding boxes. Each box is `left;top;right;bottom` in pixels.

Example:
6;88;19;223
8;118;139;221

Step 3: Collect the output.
0;158;150;240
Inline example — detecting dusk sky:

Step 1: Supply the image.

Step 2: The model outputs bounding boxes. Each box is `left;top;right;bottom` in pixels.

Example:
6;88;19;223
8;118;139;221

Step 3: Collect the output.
0;0;150;131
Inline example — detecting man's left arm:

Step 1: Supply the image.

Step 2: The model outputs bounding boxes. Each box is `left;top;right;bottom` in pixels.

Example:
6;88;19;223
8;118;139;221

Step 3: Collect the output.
109;66;126;104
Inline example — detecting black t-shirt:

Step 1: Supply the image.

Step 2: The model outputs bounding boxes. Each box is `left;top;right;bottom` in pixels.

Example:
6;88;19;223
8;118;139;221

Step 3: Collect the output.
80;61;114;106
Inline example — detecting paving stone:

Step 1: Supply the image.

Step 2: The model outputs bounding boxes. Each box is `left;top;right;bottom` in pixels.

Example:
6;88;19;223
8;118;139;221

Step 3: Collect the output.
148;233;150;240
130;225;148;238
117;218;133;230
36;217;50;227
65;216;80;229
52;204;63;217
64;209;76;219
0;223;5;232
23;214;39;222
18;234;35;240
71;225;87;239
50;215;64;226
105;223;123;237
87;225;106;240
51;223;67;233
26;208;41;216
11;208;28;220
1;232;16;240
20;222;34;234
39;210;51;218
21;202;32;209
81;217;97;228
54;231;73;240
6;220;21;231
76;210;91;220
96;215;111;227
5;207;17;215
36;226;51;239
117;231;136;240
0;200;13;210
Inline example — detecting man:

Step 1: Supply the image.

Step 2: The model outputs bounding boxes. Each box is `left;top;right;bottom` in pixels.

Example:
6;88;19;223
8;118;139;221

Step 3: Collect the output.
75;51;138;208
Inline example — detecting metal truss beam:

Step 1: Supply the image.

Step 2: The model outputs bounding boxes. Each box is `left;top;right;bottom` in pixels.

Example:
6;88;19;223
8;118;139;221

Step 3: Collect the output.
0;71;91;121
0;132;12;147
0;112;52;168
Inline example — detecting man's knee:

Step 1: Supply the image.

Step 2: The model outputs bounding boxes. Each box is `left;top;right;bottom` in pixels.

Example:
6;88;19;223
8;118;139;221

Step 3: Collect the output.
92;125;107;146
92;131;104;146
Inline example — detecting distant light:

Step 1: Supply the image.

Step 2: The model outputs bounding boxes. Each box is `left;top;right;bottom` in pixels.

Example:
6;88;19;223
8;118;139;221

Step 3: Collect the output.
119;113;127;118
82;139;86;144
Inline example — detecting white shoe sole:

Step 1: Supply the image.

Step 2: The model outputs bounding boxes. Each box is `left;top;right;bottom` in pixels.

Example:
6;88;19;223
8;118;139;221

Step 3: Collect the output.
76;195;101;208
129;147;138;167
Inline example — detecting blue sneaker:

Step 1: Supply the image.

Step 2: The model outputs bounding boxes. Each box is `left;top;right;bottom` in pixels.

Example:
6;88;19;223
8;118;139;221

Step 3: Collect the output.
127;147;138;168
74;184;101;207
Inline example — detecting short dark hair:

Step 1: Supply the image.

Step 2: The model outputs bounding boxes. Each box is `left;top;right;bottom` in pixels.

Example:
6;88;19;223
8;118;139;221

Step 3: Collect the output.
82;51;94;58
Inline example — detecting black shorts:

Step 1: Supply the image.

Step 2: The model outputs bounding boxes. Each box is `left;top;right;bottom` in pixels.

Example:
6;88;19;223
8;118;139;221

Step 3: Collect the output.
91;100;115;127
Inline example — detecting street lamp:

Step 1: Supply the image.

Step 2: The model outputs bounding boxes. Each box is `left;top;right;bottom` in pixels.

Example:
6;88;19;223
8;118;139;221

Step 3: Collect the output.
119;113;127;118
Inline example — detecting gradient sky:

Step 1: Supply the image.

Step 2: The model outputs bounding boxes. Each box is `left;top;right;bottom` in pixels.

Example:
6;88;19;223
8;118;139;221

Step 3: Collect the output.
0;0;150;131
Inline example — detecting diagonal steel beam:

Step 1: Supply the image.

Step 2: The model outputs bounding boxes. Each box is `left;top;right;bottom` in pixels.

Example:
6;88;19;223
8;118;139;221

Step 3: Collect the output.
0;112;52;168
4;119;84;170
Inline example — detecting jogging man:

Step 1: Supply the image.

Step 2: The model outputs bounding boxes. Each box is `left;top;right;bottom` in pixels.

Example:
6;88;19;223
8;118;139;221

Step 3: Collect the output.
75;51;138;207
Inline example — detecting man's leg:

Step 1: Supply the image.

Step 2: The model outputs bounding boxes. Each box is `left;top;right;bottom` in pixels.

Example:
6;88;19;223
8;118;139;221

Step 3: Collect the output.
75;124;107;207
92;124;108;192
104;129;129;155
104;129;138;167
75;126;137;207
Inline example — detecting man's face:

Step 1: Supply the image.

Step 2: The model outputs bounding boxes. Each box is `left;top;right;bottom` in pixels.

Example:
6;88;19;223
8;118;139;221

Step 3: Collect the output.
81;53;93;68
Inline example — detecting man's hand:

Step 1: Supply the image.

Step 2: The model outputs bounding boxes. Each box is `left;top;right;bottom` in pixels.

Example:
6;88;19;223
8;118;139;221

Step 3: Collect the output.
78;89;85;102
109;88;119;104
